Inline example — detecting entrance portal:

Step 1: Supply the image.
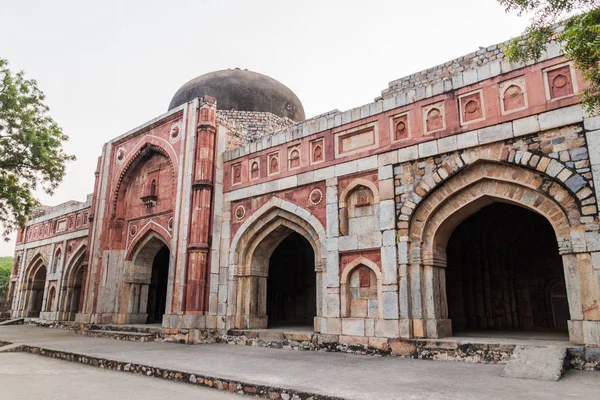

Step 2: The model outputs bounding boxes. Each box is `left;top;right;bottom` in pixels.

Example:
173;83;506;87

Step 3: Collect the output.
146;245;169;324
27;264;46;317
446;203;569;333
267;232;316;327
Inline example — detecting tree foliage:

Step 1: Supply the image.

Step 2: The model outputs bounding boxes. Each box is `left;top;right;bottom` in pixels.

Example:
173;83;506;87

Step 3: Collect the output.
498;0;600;113
0;256;12;303
0;58;75;240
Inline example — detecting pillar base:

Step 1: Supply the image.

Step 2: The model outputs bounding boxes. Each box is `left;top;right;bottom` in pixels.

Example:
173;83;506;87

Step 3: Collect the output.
569;320;600;345
413;318;452;338
236;315;267;329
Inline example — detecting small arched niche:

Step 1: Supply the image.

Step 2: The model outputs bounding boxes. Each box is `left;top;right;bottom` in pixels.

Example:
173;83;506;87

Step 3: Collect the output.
339;180;379;236
340;258;382;318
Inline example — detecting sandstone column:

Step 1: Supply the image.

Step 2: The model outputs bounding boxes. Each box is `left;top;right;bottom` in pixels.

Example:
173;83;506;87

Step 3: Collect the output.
184;97;217;314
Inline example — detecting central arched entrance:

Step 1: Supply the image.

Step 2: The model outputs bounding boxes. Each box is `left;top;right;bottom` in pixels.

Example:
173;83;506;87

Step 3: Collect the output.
267;232;316;327
146;244;170;324
123;232;172;325
446;203;570;335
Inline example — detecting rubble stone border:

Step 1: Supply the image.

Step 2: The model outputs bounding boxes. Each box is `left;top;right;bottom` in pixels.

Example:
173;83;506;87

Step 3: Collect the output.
1;342;343;400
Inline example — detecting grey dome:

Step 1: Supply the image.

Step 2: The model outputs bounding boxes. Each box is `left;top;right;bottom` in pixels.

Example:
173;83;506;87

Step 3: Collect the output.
168;68;305;121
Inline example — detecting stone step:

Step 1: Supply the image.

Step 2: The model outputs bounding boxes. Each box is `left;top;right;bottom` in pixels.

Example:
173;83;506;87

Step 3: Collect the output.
88;324;163;335
84;329;155;342
501;345;568;381
0;343;23;352
0;318;24;326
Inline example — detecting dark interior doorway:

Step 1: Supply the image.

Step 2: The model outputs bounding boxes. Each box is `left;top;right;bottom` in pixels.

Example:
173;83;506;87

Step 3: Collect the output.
267;232;316;327
28;265;47;317
146;245;170;324
446;203;569;333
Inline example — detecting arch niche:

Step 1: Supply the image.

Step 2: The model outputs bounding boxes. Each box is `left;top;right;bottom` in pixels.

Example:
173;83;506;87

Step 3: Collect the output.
228;198;326;329
119;231;172;325
23;256;47;317
408;160;586;341
59;246;88;321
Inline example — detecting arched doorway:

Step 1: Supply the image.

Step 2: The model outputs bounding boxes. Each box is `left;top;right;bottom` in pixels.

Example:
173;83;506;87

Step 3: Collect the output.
64;262;86;321
146;245;170;324
123;233;171;325
267;232;316;327
446;203;569;334
229;199;326;330
27;263;46;317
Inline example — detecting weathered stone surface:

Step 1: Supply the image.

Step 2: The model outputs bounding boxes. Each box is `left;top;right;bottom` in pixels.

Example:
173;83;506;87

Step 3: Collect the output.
501;345;567;381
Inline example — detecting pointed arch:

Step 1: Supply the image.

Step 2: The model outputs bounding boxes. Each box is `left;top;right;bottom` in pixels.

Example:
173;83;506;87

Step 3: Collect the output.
340;256;383;318
229;197;327;271
111;138;178;217
338;178;380;208
62;243;87;287
126;228;170;262
410;160;580;267
228;197;327;329
24;253;48;281
126;221;172;259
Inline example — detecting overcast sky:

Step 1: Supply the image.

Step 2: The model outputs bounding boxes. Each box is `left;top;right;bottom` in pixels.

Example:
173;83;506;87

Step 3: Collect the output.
0;0;531;255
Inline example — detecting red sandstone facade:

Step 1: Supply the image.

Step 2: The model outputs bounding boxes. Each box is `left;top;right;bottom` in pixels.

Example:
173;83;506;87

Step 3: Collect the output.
8;38;600;346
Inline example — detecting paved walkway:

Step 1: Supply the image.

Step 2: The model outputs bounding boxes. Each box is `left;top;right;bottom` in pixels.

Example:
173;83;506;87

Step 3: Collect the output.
1;352;244;400
1;325;599;400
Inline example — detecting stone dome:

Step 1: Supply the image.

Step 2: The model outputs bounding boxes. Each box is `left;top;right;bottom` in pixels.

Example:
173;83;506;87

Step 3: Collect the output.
168;68;305;121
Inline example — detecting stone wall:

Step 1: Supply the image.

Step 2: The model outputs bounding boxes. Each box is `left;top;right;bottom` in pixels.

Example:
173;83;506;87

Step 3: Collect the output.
217;110;294;150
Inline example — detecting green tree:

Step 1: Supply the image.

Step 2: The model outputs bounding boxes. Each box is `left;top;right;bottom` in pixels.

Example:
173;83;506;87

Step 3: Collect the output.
498;1;600;113
0;58;75;240
0;256;12;303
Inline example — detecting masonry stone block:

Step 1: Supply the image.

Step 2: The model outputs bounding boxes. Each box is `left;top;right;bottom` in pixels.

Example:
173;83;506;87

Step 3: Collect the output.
326;317;342;334
584;115;600;131
327;293;341;317
539;105;583;131
457;130;478;149
326;238;339;252
383;96;396;112
314;166;335;181
398;319;413;339
418;141;438;158
513;116;540;137
375;318;400;338
398;145;418;162
463;69;477;85
342;318;365;336
381;245;397;284
382;291;399;319
583;321;600;345
586;130;600;166
357;233;382;249
335;161;358;177
357;156;378;172
397;241;408;264
382;230;396;247
437;135;457;154
568;320;585;344
378;165;393;181
326;252;340;287
592;165;600;203
379;179;394;201
298;171;314;185
326;204;339;238
478;122;513;144
339;235;358;251
378;151;398;167
379;200;396;231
